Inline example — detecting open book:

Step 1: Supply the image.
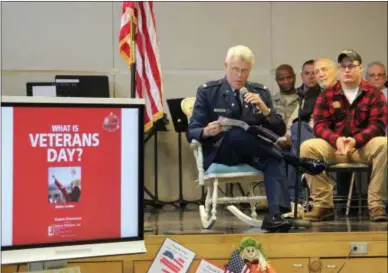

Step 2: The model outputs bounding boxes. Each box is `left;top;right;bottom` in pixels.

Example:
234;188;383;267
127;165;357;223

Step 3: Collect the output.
218;117;280;143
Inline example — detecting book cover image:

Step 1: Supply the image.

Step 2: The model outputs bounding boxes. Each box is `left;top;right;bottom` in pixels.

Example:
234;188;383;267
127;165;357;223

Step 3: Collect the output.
12;107;122;245
48;167;81;204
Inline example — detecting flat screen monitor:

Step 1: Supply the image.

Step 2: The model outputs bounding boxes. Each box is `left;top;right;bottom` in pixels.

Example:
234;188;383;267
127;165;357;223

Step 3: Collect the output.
55;75;110;98
1;96;146;265
26;82;57;97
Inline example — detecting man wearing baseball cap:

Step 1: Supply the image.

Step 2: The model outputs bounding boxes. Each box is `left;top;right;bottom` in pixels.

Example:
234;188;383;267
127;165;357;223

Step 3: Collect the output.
300;49;387;222
337;49;363;66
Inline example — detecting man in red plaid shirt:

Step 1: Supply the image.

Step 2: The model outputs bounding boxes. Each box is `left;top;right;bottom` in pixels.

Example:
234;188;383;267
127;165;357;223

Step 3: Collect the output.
301;49;387;222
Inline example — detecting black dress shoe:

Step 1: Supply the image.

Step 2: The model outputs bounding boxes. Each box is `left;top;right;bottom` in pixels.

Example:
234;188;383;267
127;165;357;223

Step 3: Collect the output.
296;157;326;175
281;151;327;175
261;213;291;233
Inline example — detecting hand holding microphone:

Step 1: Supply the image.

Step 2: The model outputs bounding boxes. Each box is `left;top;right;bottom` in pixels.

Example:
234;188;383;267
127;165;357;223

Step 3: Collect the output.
240;87;271;115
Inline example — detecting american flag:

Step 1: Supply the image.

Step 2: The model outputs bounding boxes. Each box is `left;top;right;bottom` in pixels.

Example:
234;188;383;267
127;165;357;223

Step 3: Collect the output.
119;1;164;132
159;250;185;273
224;250;250;273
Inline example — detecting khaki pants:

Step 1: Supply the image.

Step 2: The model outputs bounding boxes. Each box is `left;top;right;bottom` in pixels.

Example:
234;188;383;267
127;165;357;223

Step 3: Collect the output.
300;137;387;209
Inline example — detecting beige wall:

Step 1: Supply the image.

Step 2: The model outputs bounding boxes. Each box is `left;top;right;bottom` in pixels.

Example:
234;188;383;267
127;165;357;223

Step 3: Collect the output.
2;2;387;201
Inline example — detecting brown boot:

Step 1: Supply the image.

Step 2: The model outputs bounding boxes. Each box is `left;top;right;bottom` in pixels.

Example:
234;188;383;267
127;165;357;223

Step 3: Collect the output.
304;207;334;222
369;207;387;222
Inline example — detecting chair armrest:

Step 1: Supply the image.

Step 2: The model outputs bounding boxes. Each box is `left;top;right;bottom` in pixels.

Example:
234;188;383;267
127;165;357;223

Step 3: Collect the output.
190;139;201;149
190;139;205;186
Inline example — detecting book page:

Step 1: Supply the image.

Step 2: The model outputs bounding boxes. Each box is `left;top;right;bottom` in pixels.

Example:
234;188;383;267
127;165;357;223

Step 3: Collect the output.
147;238;195;273
218;117;249;131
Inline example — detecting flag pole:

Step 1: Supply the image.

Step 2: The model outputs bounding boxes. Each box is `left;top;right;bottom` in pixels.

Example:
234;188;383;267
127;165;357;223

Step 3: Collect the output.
126;2;176;210
130;14;136;99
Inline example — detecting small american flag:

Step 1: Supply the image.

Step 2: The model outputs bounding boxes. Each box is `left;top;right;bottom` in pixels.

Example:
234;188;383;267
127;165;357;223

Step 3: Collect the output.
224;250;250;273
159;250;185;273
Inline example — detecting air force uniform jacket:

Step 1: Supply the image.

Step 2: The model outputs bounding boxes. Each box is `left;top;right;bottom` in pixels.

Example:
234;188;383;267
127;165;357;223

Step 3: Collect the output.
187;77;286;170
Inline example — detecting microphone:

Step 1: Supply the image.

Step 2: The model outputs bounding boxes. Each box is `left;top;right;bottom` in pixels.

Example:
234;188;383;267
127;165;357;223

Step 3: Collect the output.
239;87;249;101
240;87;262;114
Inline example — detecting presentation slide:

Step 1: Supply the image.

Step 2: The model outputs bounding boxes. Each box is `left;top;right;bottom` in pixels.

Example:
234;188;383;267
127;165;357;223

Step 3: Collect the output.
1;106;139;247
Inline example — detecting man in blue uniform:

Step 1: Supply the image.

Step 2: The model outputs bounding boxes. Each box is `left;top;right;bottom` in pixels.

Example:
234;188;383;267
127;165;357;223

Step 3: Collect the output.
187;45;325;232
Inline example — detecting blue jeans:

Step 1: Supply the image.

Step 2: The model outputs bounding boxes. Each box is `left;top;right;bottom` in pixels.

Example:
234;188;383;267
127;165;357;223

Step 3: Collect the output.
214;127;291;215
288;121;315;203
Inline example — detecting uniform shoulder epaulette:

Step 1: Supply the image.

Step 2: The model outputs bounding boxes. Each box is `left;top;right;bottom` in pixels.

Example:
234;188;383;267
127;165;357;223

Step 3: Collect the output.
248;81;268;91
200;79;222;89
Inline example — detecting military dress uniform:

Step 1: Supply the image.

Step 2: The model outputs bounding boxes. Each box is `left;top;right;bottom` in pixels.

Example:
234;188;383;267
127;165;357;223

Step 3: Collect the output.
187;76;291;216
271;90;299;130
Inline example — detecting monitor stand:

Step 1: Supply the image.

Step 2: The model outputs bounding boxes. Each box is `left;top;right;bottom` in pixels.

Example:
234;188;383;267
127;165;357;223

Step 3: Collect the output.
28;260;68;271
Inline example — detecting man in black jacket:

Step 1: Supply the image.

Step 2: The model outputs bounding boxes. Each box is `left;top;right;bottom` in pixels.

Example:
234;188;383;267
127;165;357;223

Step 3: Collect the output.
281;60;322;216
282;59;339;218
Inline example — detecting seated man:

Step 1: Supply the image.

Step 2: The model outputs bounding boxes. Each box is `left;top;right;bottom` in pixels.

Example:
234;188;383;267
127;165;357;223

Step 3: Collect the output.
287;58;339;152
301;49;388;222
287;59;330;150
365;62;388;133
287;59;338;203
280;60;322;213
187;45;326;232
284;58;360;218
365;61;387;100
313;58;353;208
271;64;299;132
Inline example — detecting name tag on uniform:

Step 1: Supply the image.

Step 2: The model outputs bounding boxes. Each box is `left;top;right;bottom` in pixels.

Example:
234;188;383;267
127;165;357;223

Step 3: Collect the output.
214;108;227;113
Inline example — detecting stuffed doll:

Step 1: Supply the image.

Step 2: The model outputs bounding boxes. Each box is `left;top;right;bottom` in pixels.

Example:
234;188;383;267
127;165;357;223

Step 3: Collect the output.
238;237;276;273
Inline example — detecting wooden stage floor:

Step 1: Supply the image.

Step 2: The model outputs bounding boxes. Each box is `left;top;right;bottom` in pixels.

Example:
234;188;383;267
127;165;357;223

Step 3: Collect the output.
144;204;388;235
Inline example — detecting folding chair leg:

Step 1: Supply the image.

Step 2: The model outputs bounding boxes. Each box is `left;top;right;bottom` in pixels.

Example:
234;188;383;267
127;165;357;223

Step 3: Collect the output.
346;173;355;217
355;174;363;216
249;183;257;219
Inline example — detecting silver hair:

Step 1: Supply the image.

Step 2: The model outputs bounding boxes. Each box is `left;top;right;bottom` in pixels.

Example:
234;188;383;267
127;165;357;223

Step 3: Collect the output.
314;58;338;89
225;45;254;65
314;58;337;70
365;61;386;77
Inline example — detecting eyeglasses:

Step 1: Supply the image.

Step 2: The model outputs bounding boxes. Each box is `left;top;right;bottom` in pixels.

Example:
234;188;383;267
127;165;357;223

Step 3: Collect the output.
230;67;250;76
339;63;359;71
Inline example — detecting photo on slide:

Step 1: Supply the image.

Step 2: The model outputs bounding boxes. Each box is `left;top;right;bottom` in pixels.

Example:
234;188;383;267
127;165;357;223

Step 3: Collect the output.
48;167;81;204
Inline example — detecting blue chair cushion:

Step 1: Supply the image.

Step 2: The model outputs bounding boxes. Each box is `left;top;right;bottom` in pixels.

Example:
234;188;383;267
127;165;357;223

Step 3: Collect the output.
205;163;263;175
